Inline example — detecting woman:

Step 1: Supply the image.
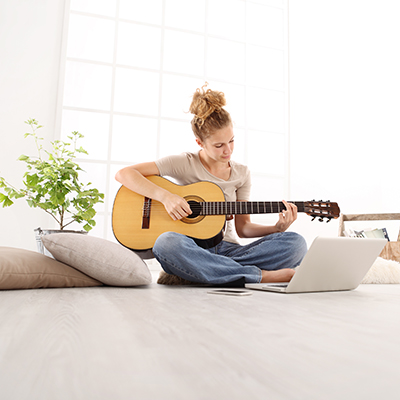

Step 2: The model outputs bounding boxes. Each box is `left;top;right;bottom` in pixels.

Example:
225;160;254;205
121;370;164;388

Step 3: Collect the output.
115;84;307;284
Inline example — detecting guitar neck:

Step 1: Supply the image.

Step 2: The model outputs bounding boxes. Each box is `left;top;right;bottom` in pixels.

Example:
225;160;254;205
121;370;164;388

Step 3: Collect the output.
200;201;306;216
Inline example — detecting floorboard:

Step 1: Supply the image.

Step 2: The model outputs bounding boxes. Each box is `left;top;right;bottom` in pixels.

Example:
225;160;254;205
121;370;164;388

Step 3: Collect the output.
1;284;400;400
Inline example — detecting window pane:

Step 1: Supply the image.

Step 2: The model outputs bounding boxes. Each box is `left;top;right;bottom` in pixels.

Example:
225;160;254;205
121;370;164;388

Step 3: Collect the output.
207;38;245;83
119;0;162;25
61;109;110;160
63;61;113;110
246;131;285;175
208;0;245;41
113;68;160;116
246;4;284;48
246;87;285;132
106;214;118;242
165;0;206;32
159;119;198;158
247;46;284;90
109;164;128;213
67;14;115;63
161;74;204;120
117;22;161;69
111;115;158;162
252;0;284;7
163;30;204;76
70;0;117;17
207;80;245;127
250;175;285;200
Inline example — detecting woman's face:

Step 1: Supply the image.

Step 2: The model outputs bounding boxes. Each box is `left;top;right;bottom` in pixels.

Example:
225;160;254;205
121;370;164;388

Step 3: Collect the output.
197;125;234;163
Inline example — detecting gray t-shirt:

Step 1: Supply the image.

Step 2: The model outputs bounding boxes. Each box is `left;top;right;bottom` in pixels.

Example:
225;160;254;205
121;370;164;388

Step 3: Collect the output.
155;151;251;244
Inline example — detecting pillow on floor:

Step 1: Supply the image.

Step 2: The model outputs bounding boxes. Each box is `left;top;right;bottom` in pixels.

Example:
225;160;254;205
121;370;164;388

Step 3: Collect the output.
42;233;152;286
0;247;103;290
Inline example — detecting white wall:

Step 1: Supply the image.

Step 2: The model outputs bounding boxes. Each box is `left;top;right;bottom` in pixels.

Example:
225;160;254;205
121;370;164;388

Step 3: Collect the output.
289;0;400;245
0;0;66;250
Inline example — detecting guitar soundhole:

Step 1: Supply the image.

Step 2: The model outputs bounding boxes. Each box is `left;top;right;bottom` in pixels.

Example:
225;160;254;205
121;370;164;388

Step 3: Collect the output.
187;201;201;219
182;196;205;224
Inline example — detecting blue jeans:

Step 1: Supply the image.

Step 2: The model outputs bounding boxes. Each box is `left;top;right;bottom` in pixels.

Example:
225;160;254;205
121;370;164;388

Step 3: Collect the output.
153;231;307;284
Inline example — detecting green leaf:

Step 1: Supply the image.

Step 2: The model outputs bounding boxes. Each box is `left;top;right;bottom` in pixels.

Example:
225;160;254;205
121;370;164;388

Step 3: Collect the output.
18;155;30;161
25;174;39;187
0;194;14;207
50;190;65;206
83;223;92;232
76;146;88;155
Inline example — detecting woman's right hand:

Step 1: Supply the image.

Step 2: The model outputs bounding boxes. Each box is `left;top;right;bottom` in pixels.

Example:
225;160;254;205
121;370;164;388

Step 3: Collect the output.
162;192;192;221
115;162;192;221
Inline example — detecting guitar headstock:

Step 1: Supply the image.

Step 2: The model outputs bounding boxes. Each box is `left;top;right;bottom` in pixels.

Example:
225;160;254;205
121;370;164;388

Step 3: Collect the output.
304;200;340;222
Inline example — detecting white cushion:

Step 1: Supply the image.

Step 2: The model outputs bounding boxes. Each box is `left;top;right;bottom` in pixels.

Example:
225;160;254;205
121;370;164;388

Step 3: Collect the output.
362;257;400;284
42;233;152;286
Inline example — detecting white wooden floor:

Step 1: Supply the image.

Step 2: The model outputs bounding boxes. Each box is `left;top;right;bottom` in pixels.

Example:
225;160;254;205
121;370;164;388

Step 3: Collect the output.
1;281;400;400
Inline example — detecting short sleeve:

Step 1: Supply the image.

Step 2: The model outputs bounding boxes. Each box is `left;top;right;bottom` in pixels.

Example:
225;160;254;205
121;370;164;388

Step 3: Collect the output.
155;153;191;179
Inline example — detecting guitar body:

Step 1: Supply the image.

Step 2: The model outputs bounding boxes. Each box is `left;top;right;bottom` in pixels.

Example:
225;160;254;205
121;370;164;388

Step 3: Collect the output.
112;176;226;251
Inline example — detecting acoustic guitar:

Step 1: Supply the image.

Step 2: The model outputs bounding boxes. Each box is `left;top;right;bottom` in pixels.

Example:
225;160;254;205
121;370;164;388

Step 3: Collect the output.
112;175;340;251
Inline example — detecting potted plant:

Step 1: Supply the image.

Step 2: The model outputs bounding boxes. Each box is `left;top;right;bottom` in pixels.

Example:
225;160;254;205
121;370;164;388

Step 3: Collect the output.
0;119;104;252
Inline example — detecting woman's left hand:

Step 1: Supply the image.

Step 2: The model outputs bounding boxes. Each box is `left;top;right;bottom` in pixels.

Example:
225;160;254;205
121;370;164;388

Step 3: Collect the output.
275;200;298;232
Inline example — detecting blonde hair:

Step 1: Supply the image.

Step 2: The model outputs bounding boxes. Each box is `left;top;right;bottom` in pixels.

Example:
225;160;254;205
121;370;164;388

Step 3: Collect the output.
189;83;232;141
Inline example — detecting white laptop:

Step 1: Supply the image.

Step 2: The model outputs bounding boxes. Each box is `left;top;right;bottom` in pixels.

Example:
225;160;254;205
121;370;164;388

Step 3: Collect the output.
245;236;387;294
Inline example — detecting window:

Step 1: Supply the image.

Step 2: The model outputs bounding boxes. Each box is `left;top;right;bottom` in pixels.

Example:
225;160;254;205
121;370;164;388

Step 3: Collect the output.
58;0;289;240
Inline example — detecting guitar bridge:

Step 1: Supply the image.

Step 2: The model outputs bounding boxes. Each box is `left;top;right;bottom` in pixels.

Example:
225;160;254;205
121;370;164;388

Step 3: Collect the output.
142;197;152;229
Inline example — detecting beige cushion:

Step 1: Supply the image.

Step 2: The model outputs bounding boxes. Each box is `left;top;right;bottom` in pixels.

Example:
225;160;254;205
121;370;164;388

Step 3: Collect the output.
0;247;103;290
42;233;152;286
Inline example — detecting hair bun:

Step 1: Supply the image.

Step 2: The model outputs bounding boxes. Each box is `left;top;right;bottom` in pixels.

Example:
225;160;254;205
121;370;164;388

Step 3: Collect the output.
189;83;226;127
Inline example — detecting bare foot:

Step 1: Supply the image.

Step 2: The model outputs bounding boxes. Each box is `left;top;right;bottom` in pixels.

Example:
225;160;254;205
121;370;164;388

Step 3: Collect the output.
261;268;295;283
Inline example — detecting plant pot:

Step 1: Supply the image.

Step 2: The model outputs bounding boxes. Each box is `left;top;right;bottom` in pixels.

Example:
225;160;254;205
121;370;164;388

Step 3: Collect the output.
34;227;88;258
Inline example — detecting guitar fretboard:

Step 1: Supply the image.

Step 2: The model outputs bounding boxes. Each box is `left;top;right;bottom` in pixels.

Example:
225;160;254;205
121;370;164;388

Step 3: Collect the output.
199;201;306;216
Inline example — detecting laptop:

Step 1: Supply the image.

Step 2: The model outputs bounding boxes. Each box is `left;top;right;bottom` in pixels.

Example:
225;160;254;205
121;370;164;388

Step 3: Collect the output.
245;236;387;294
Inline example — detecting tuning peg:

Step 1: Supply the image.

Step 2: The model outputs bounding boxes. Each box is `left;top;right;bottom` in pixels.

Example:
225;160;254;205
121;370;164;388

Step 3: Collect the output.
326;217;332;223
311;216;316;221
319;217;324;222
